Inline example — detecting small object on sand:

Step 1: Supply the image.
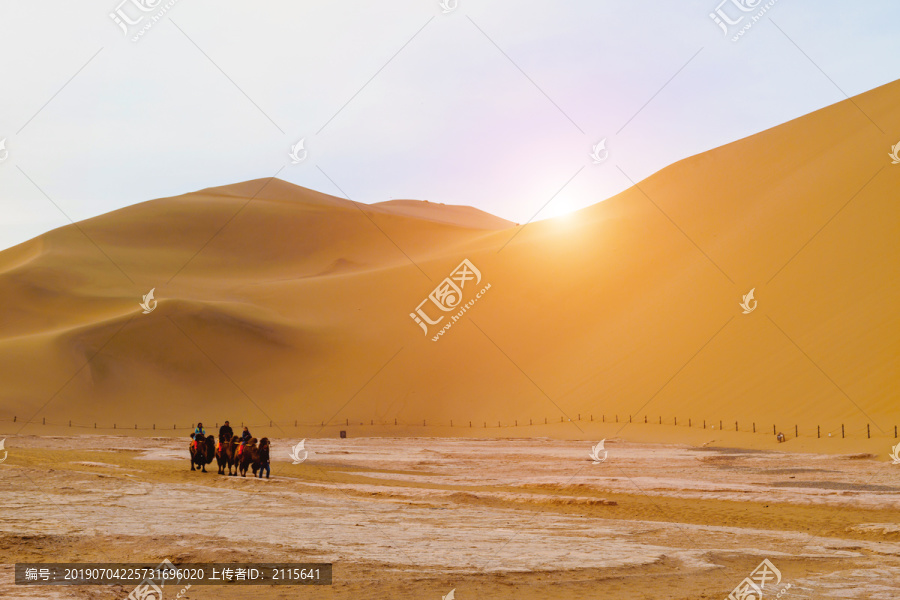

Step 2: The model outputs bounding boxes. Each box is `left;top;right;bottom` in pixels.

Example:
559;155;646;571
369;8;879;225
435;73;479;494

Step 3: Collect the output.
776;432;785;443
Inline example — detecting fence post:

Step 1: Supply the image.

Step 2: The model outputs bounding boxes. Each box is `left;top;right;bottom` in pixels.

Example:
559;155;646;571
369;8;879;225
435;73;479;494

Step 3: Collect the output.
450;420;453;427
795;424;798;437
578;414;580;421
842;424;845;438
674;417;677;426
659;416;662;425
753;422;755;433
644;415;647;424
153;424;155;430
895;425;898;439
773;424;776;435
867;424;870;439
817;425;820;438
470;421;472;428
735;421;738;432
43;417;45;425
615;415;618;423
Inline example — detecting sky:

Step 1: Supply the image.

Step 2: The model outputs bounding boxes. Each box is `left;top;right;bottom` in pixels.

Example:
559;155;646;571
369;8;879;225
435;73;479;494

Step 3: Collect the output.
0;0;899;250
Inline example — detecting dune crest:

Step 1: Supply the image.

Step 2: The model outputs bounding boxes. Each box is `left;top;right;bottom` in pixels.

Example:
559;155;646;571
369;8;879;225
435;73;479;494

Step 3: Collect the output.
1;80;898;444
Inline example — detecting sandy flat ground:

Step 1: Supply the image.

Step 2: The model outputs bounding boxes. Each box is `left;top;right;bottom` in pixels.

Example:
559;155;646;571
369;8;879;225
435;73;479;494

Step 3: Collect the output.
1;435;899;599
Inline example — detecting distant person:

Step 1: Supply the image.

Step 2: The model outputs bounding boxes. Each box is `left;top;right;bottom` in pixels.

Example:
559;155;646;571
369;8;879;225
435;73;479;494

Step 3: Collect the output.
193;422;205;451
236;426;253;459
219;421;233;443
256;438;270;479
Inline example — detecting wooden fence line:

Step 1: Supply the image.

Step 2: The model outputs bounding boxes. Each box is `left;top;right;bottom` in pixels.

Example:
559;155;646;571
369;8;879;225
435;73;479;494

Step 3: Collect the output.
1;415;897;439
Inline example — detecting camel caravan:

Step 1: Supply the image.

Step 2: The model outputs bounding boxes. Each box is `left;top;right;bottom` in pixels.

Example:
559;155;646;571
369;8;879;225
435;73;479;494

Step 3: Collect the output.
189;421;271;478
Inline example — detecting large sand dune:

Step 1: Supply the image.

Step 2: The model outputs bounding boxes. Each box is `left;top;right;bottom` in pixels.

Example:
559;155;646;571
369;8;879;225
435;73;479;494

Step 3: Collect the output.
1;80;898;447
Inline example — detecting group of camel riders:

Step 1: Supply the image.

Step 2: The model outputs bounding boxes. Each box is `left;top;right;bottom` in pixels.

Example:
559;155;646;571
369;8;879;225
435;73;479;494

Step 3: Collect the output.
191;420;270;478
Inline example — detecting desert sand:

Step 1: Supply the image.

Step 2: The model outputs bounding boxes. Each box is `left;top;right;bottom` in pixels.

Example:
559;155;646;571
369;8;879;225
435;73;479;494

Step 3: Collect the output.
0;80;898;445
1;435;900;599
1;72;899;600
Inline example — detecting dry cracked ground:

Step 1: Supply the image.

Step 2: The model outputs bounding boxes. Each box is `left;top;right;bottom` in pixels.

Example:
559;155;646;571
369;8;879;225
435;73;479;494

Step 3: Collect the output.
1;436;899;599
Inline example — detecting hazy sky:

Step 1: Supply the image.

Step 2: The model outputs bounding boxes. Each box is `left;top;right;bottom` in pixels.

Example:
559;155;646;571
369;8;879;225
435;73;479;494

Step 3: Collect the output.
1;0;898;250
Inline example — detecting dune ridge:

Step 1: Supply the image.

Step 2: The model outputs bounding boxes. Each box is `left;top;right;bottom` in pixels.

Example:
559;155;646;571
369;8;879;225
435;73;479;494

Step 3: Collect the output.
1;80;898;450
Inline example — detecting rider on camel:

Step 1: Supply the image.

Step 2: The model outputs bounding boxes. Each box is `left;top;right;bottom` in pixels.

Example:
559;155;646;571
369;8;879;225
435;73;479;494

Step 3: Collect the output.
237;426;253;458
193;422;205;451
219;421;234;443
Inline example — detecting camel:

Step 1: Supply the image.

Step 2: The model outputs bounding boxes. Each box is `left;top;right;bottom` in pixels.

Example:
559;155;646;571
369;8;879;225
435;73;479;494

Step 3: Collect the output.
216;435;238;475
190;434;215;472
234;437;258;477
252;437;270;478
226;435;242;476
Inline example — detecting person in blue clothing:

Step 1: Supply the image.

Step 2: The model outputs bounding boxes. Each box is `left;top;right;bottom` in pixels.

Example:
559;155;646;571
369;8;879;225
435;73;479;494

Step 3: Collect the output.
192;422;206;451
235;425;253;461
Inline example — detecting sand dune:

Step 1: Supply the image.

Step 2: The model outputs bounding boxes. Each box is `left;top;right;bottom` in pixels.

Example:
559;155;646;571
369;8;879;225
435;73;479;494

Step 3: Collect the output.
1;80;898;448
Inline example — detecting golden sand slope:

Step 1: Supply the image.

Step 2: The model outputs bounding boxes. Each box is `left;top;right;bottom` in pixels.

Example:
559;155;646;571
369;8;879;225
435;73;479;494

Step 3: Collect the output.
0;80;897;444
